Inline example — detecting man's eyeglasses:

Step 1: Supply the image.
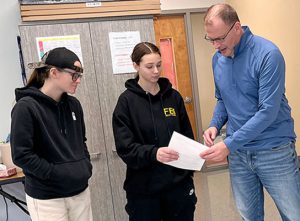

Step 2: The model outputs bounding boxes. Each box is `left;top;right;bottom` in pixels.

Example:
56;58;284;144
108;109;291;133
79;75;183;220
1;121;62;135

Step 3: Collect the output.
204;22;236;43
57;67;83;82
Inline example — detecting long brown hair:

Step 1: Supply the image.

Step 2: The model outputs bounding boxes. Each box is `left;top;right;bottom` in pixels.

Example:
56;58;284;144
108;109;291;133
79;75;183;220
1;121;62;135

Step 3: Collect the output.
26;66;52;88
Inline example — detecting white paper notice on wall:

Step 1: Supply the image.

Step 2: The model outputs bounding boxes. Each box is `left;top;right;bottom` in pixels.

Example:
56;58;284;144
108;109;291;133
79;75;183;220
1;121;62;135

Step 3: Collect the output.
35;35;83;65
86;2;101;7
109;31;141;74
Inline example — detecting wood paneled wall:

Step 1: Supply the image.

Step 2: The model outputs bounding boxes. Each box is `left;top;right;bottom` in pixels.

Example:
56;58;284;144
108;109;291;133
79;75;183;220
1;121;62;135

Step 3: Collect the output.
20;0;160;21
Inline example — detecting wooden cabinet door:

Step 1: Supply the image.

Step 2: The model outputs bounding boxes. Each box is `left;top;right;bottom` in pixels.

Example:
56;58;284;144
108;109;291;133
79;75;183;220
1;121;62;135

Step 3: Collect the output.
19;17;156;221
154;15;198;139
89;17;156;221
19;23;114;221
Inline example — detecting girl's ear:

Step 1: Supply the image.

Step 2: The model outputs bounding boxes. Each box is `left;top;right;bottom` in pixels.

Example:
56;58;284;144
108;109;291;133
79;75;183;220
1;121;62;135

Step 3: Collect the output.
133;62;139;72
49;67;58;80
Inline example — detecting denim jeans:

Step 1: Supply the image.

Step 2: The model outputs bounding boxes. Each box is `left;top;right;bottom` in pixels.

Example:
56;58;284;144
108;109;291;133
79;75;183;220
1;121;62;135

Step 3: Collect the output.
228;142;300;221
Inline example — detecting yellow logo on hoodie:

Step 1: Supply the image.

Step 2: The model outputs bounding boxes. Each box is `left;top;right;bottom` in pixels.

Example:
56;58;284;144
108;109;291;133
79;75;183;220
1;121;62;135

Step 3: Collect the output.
164;108;176;117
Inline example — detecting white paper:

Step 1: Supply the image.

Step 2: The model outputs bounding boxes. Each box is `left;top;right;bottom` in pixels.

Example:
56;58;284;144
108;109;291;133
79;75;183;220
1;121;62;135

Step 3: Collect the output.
0;164;7;171
36;35;83;65
164;131;208;171
86;2;101;7
109;31;141;74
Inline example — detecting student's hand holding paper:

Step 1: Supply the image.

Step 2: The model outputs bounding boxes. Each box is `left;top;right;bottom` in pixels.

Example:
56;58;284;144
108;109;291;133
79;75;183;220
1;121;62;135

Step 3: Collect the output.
164;132;209;171
156;147;179;163
200;141;229;162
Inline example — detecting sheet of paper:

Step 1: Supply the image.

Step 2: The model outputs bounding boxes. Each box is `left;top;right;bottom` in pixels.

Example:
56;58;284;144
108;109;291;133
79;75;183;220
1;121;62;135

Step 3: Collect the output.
36;35;83;65
109;31;141;74
164;131;209;171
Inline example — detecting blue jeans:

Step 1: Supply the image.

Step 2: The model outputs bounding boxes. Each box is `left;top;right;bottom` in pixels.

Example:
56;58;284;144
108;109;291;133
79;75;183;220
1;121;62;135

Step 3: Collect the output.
228;142;300;221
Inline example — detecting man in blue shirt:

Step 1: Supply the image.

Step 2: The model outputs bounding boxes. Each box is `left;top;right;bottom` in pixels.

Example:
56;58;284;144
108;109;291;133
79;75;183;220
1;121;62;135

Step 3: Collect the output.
200;3;300;221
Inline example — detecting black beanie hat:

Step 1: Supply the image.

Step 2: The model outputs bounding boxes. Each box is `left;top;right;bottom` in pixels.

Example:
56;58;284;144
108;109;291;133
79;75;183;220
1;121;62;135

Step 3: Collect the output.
28;47;83;73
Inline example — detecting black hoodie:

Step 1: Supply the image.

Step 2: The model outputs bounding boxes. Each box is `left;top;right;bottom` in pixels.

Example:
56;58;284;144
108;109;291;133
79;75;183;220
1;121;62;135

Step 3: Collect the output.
112;77;194;195
10;86;92;199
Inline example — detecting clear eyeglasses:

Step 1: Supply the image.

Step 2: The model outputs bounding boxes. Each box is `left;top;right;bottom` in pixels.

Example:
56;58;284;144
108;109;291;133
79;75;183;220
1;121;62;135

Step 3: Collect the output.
204;22;236;44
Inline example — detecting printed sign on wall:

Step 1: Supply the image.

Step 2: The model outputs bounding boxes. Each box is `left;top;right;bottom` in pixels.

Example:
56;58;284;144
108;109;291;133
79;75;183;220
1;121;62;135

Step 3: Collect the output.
109;31;141;74
36;35;83;65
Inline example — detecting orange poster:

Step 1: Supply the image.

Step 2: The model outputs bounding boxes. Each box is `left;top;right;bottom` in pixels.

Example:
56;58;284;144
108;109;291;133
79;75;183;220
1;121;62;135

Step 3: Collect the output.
160;38;177;89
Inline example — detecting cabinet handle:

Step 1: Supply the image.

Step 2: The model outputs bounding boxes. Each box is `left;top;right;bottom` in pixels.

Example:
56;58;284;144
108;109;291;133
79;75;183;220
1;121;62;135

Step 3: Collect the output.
184;96;192;103
90;152;101;160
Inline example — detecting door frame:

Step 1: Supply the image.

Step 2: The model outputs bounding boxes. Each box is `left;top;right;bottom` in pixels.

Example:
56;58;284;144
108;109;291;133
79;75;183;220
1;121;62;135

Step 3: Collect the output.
159;9;208;143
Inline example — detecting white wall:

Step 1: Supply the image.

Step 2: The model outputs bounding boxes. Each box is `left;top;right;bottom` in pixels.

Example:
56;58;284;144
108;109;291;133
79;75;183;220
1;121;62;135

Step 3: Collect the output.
0;0;22;141
160;0;224;11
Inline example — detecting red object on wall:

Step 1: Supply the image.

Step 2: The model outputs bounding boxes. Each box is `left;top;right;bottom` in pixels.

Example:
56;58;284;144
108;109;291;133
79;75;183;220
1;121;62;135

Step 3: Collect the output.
159;38;177;89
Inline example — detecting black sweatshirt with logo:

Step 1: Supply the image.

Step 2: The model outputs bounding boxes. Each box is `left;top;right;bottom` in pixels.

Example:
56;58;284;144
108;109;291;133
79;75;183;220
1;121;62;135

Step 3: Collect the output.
112;77;194;196
10;87;92;199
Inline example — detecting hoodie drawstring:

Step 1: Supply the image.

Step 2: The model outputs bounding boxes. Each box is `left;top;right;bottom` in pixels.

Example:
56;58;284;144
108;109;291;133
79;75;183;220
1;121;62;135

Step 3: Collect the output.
147;93;159;147
147;93;172;147
159;95;172;139
57;102;67;135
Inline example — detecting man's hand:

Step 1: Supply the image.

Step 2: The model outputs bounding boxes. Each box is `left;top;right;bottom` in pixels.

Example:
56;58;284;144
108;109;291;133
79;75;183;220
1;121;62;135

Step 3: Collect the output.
200;141;229;162
203;127;218;147
156;147;179;163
